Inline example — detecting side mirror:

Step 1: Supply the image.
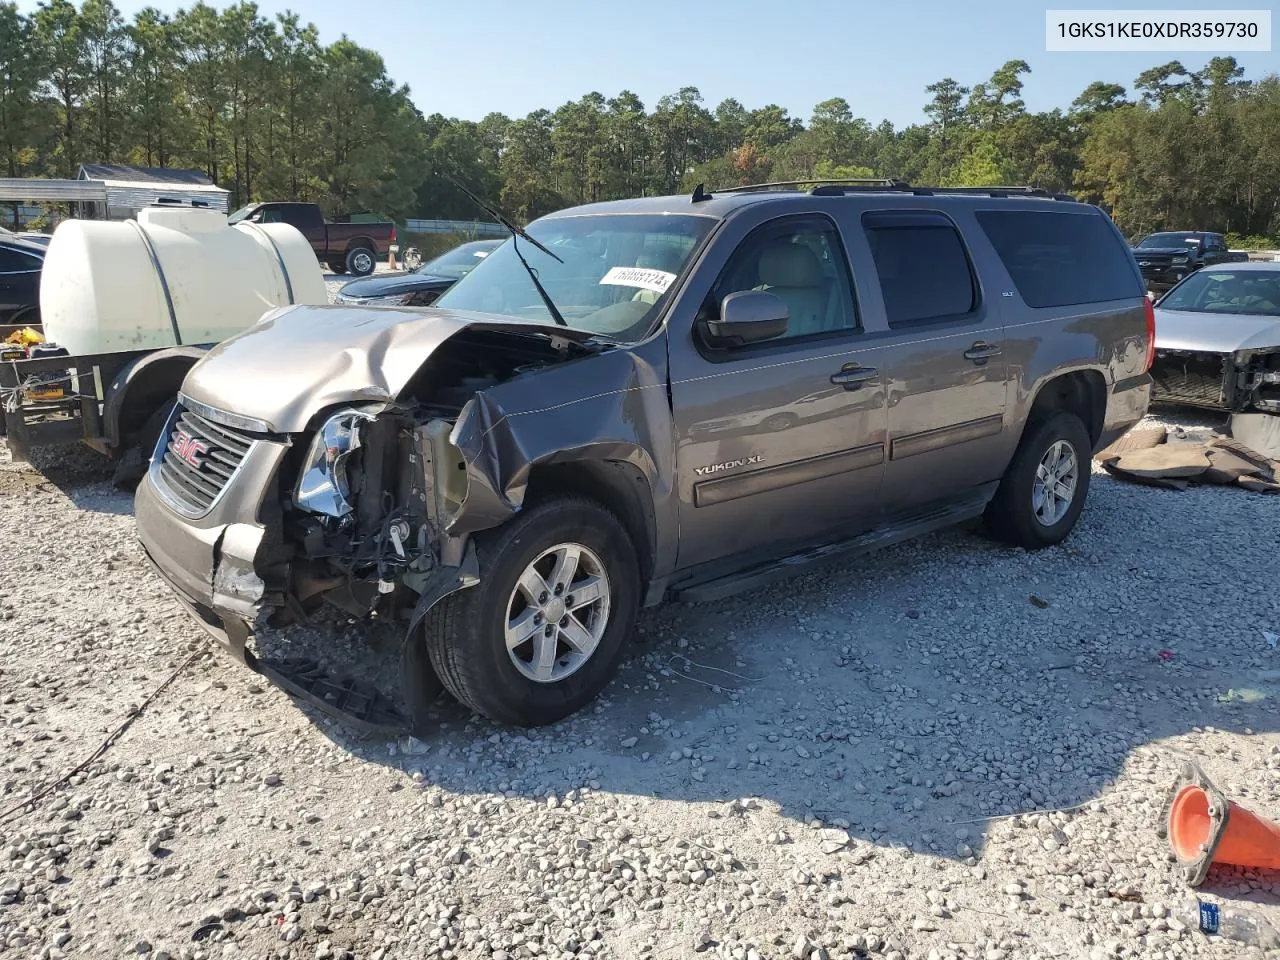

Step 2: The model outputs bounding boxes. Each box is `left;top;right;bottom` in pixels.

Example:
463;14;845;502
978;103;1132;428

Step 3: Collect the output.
701;290;789;348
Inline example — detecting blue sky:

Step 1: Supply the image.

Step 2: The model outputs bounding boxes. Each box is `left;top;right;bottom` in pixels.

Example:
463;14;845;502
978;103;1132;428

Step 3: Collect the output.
22;0;1280;126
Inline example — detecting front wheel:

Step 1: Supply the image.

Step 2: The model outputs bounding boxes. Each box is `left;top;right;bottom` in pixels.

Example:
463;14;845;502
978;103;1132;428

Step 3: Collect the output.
425;496;640;726
345;246;375;277
984;411;1091;549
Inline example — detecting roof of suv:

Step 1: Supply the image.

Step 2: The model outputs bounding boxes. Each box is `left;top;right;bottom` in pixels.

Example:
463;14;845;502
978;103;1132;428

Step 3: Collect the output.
539;184;1089;222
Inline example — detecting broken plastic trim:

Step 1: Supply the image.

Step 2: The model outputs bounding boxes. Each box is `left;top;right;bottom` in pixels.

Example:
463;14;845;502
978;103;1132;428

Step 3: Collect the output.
400;543;481;737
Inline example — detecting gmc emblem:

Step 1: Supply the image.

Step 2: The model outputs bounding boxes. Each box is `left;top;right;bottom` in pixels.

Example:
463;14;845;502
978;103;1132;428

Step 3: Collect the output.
172;429;209;469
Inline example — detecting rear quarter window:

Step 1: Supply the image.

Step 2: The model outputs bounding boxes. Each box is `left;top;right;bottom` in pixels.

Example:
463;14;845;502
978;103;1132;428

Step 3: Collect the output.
975;210;1142;308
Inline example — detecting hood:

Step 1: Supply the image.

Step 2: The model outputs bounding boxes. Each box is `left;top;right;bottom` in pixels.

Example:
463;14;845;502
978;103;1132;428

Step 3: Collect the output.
1154;307;1280;353
1133;247;1194;257
1136;248;1192;259
335;272;453;300
180;304;596;433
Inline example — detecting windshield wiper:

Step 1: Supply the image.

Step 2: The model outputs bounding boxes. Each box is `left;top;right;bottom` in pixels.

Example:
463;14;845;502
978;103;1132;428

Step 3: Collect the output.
446;175;567;327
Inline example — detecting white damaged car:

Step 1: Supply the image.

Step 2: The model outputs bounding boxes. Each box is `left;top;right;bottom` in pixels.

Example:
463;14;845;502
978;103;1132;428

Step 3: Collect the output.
1150;262;1280;413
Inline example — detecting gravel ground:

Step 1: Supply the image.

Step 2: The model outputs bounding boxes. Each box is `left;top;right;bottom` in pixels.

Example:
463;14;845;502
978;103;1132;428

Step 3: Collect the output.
4;391;1280;960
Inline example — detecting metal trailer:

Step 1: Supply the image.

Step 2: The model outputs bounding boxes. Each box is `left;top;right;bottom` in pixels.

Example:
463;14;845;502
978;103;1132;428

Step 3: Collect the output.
1;322;207;481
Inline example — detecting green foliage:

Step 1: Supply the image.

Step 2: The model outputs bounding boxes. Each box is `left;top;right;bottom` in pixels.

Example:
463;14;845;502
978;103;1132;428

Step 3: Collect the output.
2;5;1279;239
1225;233;1278;250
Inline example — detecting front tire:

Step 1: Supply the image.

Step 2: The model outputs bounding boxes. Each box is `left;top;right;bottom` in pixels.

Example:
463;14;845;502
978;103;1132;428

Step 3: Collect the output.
346;246;375;277
985;411;1091;549
425;496;640;726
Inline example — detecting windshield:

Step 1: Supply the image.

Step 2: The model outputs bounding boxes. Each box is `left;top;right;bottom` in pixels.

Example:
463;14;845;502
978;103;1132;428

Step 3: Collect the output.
417;241;500;279
226;204;257;224
1159;270;1280;316
434;214;715;341
1139;233;1200;248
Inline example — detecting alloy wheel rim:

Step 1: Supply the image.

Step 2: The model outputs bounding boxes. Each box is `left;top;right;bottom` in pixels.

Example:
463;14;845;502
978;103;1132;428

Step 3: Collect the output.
1031;439;1079;527
353;251;373;273
505;543;611;683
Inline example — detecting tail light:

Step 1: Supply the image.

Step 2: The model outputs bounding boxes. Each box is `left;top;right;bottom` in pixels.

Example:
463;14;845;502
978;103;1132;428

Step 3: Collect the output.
1143;296;1156;371
390;225;397;245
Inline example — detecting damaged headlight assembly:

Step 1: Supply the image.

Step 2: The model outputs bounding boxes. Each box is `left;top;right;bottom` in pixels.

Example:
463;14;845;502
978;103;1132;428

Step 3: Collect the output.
294;409;375;518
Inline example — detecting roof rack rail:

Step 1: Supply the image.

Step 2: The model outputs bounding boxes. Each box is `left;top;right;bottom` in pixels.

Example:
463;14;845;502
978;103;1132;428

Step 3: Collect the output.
714;178;906;194
901;185;1076;200
713;179;1078;202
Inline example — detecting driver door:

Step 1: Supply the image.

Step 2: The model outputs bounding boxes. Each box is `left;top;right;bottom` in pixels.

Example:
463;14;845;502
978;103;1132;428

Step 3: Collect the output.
668;213;891;571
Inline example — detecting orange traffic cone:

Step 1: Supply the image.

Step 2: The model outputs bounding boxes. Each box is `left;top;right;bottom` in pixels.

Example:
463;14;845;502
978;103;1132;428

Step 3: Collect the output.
1158;761;1280;886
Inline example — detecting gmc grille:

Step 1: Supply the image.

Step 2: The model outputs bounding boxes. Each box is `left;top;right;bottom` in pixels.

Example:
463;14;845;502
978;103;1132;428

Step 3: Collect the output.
154;408;255;515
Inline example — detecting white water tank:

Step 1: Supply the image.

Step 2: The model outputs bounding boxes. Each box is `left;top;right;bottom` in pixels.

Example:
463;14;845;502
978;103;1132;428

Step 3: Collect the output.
40;204;327;356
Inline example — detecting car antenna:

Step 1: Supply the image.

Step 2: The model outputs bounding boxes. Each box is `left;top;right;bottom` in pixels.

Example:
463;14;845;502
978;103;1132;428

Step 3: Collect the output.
691;183;712;203
444;173;567;327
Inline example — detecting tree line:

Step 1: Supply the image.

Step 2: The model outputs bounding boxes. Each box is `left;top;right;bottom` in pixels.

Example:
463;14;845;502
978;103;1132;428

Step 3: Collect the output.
2;1;1279;243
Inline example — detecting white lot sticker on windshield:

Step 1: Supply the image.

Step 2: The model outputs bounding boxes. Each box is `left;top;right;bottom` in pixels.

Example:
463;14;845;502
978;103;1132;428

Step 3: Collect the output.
599;265;677;293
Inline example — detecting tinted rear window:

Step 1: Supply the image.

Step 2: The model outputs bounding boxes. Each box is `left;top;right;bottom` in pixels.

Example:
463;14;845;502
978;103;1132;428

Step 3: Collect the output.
975;210;1142;308
863;215;976;326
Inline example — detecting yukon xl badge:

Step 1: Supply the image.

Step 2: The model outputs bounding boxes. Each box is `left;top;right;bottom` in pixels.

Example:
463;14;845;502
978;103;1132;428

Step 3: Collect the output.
694;455;763;476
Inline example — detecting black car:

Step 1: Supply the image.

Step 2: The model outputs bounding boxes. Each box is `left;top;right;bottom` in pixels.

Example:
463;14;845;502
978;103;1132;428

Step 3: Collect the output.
333;239;503;306
1130;231;1247;294
0;237;44;325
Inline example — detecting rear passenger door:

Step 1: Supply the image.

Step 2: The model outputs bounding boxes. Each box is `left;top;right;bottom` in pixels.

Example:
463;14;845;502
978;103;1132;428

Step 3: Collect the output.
854;210;1009;514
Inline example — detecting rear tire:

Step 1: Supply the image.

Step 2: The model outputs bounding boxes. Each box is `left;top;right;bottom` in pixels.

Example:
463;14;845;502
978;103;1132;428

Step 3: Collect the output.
425;496;640;726
984;411;1091;549
346;246;375;277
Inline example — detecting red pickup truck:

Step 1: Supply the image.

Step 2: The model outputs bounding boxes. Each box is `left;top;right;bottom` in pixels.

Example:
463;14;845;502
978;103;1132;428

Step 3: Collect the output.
228;201;395;276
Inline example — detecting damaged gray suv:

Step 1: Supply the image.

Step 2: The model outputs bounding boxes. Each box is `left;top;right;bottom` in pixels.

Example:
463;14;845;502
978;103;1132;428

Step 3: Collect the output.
135;181;1153;730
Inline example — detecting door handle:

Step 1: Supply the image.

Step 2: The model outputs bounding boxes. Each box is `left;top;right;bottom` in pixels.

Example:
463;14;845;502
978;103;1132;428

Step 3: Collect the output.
963;342;1002;364
830;365;879;390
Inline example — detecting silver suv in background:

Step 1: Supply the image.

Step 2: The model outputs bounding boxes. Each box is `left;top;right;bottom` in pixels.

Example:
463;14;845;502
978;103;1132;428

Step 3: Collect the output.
134;181;1153;731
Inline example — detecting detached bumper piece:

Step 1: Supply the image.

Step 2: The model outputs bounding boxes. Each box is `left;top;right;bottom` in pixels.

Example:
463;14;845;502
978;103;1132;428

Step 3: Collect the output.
254;657;405;737
146;551;411;738
191;601;410;738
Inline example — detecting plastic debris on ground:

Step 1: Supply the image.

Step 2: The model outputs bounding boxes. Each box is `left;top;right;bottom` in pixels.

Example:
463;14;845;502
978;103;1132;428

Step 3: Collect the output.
1096;424;1280;492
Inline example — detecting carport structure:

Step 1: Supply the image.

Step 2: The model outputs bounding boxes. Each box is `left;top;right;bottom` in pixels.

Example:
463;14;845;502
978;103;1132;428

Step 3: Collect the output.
0;178;108;227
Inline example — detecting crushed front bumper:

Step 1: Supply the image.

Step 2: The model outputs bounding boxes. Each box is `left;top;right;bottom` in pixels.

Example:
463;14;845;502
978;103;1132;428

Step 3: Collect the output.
136;449;411;736
136;458;478;738
1150;350;1280;413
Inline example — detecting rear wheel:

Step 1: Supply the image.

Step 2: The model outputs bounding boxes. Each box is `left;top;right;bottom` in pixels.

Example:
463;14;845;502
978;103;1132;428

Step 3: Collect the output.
425;496;640;726
346;246;375;277
984;411;1091;549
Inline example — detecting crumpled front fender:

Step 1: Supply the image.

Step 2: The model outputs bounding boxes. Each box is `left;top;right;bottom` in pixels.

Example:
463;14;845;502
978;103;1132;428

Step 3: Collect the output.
443;343;675;542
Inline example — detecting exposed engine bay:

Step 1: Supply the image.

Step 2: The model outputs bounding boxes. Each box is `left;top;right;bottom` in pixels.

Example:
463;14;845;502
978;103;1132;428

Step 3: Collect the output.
275;328;597;627
1151;347;1280;413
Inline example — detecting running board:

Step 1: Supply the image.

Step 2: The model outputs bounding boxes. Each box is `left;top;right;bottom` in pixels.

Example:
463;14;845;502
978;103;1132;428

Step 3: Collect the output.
672;494;990;604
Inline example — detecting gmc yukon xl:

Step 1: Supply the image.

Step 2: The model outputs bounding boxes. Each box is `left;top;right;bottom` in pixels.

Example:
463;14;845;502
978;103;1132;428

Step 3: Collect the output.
135;182;1153;731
